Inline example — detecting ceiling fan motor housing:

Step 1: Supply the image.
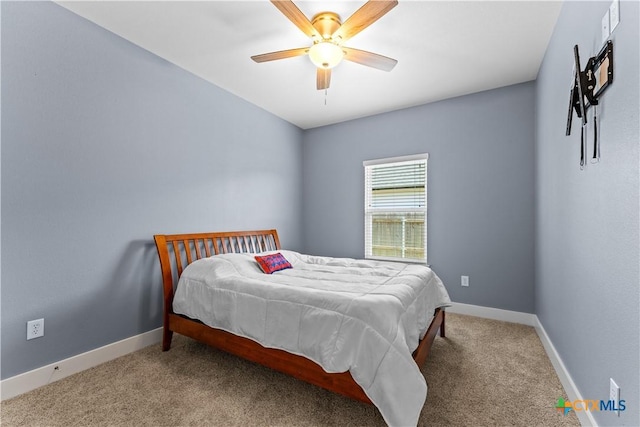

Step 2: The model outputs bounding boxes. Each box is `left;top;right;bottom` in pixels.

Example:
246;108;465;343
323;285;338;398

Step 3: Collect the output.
311;12;341;40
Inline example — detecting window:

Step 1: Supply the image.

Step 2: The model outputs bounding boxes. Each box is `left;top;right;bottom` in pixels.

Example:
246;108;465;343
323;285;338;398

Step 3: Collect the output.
364;154;428;263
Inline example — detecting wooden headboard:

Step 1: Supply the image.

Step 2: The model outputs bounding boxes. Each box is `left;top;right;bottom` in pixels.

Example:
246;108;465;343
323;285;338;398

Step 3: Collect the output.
153;229;281;319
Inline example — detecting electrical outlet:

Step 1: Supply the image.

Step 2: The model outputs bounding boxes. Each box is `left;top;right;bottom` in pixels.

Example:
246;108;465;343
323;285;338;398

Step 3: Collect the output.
461;275;469;287
27;318;44;340
610;378;620;416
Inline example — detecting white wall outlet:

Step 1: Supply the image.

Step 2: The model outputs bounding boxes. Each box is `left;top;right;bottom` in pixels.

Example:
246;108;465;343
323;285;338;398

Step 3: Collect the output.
27;318;44;340
461;275;469;287
609;0;620;33
610;378;620;416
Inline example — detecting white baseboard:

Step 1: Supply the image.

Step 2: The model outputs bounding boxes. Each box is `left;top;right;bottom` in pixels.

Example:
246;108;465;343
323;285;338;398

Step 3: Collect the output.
1;327;163;401
534;318;596;427
448;302;593;427
446;302;537;326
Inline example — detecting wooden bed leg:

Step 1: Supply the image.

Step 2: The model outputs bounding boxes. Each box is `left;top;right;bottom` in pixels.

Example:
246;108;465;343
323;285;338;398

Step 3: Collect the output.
440;310;446;338
162;328;173;351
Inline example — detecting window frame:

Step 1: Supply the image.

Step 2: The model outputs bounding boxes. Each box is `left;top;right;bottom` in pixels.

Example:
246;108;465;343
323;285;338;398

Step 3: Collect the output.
363;153;429;264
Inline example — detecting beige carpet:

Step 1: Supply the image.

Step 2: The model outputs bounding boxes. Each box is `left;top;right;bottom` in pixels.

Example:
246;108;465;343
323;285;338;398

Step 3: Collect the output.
1;313;579;426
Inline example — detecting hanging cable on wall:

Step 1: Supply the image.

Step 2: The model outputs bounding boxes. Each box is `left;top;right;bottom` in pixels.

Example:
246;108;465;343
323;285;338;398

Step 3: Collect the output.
592;104;600;163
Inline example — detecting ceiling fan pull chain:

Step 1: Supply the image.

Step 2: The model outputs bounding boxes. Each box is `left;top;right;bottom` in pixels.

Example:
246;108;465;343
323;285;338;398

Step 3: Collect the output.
325;89;328;105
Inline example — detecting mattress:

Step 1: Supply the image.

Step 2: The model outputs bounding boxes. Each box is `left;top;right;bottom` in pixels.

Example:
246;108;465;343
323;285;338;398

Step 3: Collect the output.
173;250;451;426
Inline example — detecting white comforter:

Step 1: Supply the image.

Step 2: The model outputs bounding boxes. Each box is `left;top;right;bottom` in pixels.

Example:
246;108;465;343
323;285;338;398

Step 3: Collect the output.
173;250;451;426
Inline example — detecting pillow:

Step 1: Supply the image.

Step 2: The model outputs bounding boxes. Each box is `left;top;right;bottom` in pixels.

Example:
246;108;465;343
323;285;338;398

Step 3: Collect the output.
255;252;292;274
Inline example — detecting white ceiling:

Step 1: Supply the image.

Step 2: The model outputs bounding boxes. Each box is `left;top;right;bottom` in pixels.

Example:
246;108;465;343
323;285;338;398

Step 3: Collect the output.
56;1;562;129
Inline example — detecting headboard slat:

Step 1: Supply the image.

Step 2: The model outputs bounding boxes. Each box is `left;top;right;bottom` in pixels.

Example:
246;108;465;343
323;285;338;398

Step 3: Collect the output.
194;239;202;260
172;241;183;276
183;240;193;265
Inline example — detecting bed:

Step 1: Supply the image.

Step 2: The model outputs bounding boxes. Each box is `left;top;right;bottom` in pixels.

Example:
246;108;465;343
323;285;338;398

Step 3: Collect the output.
154;229;450;426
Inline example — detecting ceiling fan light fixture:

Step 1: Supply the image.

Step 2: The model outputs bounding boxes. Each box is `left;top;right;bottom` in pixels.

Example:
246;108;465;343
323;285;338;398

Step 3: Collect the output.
308;42;344;69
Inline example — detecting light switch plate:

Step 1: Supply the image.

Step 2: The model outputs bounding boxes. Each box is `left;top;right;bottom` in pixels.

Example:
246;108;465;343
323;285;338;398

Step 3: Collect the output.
609;0;620;32
601;10;610;43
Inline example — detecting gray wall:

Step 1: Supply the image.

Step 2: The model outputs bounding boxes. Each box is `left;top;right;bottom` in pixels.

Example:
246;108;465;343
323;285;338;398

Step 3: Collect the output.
535;1;639;425
1;2;303;379
302;82;536;313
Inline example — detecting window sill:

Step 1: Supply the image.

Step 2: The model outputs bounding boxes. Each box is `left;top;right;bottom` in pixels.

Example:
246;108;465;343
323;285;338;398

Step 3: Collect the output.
365;256;429;266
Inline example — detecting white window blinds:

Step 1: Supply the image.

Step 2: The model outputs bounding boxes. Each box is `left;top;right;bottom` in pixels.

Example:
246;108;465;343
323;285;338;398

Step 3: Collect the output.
364;154;428;263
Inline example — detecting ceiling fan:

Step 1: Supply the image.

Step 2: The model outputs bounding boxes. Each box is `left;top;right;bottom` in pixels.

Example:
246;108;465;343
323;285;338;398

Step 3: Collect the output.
251;0;398;90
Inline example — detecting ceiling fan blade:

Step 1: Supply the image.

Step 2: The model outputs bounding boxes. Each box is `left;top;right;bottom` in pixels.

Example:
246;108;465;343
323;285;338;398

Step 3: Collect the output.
271;0;321;39
251;47;309;63
317;68;331;90
342;47;397;71
332;0;398;43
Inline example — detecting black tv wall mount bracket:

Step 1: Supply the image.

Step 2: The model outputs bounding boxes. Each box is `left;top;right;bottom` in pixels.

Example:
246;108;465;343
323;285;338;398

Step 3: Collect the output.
566;41;614;168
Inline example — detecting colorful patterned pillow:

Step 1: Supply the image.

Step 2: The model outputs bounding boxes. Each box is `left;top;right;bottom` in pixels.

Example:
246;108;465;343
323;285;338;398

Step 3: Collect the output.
255;252;292;274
